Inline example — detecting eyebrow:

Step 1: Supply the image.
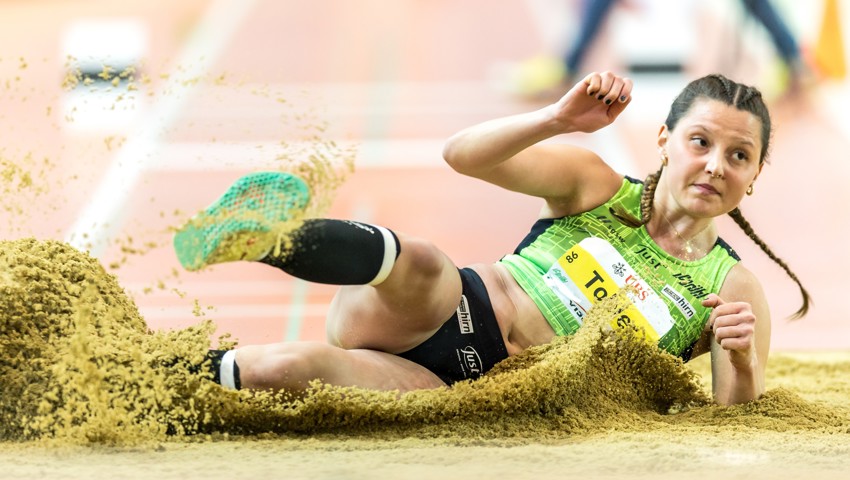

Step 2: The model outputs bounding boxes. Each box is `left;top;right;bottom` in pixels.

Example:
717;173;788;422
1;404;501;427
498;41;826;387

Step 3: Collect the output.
690;125;756;147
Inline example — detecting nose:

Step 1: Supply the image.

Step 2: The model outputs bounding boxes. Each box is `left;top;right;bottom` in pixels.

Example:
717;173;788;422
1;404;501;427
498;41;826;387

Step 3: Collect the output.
705;151;724;178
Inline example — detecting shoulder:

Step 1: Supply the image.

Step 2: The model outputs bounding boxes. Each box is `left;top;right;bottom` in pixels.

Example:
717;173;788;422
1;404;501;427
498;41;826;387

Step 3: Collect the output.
719;262;770;330
719;263;765;303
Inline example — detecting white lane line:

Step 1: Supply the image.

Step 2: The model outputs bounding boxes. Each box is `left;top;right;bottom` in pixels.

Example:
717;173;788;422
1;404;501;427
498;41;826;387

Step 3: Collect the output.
65;0;260;257
146;125;651;172
284;279;310;342
140;303;330;321
123;280;316;297
147;139;447;170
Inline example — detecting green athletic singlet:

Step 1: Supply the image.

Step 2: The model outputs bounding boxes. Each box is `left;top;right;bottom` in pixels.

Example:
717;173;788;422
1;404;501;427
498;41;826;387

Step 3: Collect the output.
500;176;740;357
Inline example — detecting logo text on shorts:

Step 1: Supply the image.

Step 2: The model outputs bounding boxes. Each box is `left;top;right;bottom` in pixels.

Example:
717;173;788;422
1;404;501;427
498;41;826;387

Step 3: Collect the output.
456;295;474;334
457;346;482;378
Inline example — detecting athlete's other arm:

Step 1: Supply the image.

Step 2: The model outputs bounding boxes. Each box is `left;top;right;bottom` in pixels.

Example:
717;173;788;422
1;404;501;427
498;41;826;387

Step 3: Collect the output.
442;72;632;216
700;264;771;405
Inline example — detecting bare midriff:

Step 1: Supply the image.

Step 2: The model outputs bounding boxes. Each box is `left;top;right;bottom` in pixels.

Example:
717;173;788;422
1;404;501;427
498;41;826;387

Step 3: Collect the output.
468;262;556;356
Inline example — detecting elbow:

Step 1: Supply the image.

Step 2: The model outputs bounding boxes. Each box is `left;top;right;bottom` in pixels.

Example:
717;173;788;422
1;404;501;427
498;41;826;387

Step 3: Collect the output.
441;136;465;173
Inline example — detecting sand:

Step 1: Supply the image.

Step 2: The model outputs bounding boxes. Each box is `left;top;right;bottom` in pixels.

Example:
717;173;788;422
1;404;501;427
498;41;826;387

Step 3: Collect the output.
0;353;847;479
1;239;848;479
0;427;847;480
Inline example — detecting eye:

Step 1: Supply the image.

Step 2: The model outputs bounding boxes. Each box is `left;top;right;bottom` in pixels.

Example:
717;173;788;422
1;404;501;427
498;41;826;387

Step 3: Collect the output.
731;150;749;162
689;136;708;148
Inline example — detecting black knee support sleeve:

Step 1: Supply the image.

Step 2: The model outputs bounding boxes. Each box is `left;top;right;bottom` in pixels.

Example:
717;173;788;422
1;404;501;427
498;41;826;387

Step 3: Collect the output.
261;219;401;285
206;349;241;390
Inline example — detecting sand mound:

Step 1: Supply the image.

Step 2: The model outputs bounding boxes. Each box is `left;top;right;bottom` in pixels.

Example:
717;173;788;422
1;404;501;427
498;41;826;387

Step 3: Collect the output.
0;239;216;443
1;239;847;447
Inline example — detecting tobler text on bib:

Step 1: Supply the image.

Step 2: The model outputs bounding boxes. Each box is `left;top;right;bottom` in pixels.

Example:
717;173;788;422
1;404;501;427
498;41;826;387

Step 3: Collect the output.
544;237;675;342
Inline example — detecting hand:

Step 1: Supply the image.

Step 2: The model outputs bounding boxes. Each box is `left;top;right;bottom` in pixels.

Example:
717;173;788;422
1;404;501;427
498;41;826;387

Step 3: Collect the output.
701;293;757;368
552;71;633;134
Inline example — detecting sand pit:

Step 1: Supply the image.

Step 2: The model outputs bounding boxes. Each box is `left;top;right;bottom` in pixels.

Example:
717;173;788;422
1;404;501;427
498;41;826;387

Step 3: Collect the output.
1;239;848;479
0;424;848;480
0;354;847;479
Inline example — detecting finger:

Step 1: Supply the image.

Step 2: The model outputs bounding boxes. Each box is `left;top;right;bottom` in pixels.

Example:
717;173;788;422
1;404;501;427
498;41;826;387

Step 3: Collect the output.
712;312;756;332
602;77;624;105
707;302;754;323
715;322;754;348
713;312;756;349
605;95;632;123
596;71;615;101
605;94;631;120
618;77;633;103
584;73;601;96
718;336;754;352
701;293;725;308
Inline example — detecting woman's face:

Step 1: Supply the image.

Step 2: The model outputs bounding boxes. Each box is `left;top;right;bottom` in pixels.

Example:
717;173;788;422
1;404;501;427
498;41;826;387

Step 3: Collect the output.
658;98;764;218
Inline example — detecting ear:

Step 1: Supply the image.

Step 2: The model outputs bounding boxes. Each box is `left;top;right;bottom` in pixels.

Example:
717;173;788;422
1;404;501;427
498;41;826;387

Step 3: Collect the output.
753;161;765;183
657;125;669;151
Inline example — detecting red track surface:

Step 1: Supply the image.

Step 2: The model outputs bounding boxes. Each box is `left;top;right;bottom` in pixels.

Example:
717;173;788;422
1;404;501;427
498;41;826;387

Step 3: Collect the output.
2;0;848;350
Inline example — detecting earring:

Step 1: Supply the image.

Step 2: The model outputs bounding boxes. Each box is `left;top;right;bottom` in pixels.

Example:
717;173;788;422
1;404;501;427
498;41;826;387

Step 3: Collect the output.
661;152;668;166
746;185;754;195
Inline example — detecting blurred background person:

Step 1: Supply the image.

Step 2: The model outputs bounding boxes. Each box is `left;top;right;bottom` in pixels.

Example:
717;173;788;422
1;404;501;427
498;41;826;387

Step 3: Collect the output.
504;0;814;99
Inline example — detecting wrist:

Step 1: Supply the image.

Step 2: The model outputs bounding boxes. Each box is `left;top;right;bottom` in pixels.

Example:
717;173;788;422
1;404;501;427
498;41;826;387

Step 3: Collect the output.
539;103;577;136
728;349;758;372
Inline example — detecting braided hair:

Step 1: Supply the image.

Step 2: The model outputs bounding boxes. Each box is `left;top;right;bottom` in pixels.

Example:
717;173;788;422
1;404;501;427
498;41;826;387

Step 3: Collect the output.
612;74;810;318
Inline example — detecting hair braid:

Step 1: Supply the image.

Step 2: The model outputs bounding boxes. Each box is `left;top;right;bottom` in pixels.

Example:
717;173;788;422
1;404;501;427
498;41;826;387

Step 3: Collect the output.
728;207;811;318
710;73;735;100
737;87;758;105
638;165;664;225
609;165;664;228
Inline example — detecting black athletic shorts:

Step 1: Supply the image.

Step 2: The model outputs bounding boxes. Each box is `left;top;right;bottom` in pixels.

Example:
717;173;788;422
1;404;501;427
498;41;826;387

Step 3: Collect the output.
397;267;509;385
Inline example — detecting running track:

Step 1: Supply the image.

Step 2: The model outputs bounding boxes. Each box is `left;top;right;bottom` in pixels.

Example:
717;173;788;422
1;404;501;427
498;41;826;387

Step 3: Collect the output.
1;0;848;350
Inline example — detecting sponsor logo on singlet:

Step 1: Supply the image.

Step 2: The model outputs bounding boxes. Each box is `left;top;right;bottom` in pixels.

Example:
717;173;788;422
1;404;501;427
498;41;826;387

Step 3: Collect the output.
457;346;482;378
593;214;627;245
633;244;665;271
457;295;474;334
543;237;675;342
661;284;696;320
671;273;710;299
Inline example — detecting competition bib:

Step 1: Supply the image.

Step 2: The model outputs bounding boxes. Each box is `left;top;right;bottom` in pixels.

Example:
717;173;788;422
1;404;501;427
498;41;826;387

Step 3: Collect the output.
543;237;675;342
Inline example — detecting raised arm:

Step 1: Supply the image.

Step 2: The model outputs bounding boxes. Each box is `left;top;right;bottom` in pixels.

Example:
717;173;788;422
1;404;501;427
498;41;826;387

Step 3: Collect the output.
702;264;771;405
442;72;633;216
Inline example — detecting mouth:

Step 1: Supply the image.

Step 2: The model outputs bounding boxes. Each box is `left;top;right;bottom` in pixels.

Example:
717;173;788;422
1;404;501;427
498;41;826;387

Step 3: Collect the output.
693;183;720;195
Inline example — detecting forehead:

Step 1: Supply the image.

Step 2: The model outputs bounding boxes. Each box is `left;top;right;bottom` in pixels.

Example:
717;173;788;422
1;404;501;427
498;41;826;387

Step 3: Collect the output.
676;98;763;147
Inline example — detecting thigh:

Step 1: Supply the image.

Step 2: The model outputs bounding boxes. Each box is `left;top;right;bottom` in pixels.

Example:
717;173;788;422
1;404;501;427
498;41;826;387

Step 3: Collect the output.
237;342;447;393
326;234;463;352
396;268;510;385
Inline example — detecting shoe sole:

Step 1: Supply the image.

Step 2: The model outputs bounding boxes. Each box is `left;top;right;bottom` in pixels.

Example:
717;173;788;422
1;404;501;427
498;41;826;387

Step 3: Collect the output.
174;172;310;271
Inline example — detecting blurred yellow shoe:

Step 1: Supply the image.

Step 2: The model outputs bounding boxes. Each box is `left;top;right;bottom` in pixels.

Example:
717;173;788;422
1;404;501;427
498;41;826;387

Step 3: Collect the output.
503;55;568;98
761;57;818;104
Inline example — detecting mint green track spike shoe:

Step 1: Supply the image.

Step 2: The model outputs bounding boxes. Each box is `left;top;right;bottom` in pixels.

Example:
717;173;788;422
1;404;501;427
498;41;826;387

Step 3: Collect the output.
174;172;310;271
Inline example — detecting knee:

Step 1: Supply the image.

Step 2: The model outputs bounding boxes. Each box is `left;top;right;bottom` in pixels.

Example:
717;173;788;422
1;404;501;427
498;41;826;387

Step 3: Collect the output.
237;342;332;392
396;234;450;282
